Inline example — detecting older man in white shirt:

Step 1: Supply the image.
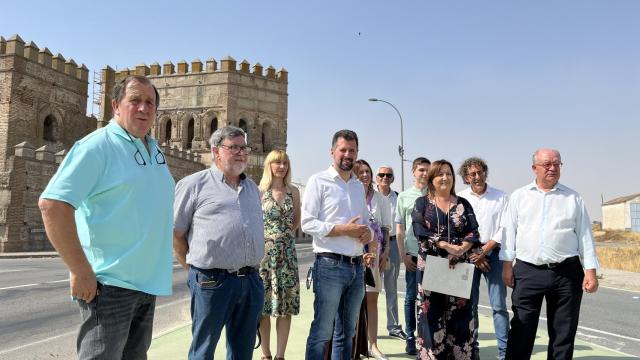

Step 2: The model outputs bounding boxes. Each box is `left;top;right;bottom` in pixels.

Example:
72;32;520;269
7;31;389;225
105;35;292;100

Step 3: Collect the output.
458;157;509;360
500;148;599;360
302;130;372;360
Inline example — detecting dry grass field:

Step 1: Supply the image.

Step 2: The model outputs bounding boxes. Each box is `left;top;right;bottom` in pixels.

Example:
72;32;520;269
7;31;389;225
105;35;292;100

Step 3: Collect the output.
594;230;640;272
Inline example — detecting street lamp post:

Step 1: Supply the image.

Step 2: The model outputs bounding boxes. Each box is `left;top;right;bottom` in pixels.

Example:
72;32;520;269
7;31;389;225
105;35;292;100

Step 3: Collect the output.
368;98;405;191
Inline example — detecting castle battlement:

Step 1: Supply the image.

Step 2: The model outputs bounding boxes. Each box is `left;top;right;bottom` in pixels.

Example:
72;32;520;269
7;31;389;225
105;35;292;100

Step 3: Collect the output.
107;55;288;82
0;34;89;82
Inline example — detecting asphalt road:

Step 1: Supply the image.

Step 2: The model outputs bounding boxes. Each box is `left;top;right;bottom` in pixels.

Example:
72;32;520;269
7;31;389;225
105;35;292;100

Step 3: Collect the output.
1;244;639;358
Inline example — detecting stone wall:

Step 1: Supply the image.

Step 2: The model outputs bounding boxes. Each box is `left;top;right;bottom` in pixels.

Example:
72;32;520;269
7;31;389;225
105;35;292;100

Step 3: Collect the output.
0;141;205;252
0;35;95;172
99;56;289;183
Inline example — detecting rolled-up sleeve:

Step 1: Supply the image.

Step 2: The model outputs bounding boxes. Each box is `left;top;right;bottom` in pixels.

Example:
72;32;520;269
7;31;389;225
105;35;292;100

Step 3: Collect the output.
301;175;334;238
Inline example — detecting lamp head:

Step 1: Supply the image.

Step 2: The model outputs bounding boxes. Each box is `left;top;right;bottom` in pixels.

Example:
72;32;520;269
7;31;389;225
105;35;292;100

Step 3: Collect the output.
368;98;378;102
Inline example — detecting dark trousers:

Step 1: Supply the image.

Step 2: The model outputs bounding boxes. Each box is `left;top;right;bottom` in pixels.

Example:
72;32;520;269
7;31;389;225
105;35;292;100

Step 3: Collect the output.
505;257;584;360
77;284;156;360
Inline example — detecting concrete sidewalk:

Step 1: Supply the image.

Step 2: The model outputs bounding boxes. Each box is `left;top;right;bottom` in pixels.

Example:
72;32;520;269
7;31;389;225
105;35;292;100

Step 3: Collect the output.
148;288;632;359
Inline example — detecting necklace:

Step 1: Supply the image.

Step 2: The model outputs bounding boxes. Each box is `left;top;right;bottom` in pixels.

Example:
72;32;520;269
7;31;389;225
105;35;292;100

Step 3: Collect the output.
433;196;451;243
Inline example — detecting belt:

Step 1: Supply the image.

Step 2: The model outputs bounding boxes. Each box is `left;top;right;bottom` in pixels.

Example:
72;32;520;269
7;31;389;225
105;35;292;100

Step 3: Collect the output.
209;266;258;277
389;235;397;241
316;252;363;265
521;256;580;270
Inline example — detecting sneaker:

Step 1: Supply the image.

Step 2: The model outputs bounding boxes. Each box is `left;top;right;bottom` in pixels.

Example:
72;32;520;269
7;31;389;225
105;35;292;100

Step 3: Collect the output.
388;328;407;340
405;337;417;356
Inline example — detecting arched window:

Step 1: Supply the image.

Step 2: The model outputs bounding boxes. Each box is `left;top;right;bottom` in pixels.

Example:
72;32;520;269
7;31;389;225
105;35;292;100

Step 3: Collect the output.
43;115;57;142
210;117;218;136
262;122;272;152
164;119;172;144
186;118;194;150
239;118;248;133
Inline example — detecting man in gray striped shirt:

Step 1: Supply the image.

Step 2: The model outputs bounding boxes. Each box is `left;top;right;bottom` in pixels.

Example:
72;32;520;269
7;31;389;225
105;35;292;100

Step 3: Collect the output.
173;126;265;360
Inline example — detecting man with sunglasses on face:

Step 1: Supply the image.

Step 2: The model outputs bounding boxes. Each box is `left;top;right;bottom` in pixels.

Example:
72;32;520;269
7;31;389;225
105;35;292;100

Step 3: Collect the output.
39;76;175;359
501;148;599;360
376;166;407;341
173;125;264;360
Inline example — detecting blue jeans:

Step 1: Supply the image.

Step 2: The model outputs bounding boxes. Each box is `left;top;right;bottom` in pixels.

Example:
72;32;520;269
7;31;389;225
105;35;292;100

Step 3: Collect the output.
188;266;264;360
77;283;156;360
404;257;418;339
305;256;365;360
471;249;509;358
383;237;402;331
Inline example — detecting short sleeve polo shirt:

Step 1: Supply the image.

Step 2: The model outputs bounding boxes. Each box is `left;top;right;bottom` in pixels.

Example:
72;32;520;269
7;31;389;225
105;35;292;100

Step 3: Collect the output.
40;120;176;296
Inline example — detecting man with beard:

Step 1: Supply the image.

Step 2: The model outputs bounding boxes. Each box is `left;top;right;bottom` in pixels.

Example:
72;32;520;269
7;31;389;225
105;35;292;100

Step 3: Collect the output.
501;148;599;360
302;129;372;359
173;126;265;360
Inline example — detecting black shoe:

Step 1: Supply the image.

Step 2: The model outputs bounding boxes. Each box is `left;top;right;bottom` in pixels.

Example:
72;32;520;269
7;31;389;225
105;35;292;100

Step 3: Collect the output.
405;337;417;356
388;328;407;340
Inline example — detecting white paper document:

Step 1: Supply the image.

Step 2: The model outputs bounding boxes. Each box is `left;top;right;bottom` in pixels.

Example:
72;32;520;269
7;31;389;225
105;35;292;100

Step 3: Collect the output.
421;255;475;299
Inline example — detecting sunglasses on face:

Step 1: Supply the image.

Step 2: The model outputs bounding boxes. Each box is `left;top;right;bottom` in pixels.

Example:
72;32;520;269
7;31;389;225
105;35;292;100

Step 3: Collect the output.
377;173;394;178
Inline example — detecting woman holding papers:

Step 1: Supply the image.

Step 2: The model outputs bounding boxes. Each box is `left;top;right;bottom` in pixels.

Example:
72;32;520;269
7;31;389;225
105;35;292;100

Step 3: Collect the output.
411;159;480;360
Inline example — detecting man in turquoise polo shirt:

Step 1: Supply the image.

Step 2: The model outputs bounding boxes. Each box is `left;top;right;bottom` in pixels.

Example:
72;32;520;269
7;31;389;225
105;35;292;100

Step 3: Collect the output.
39;75;175;359
395;156;430;355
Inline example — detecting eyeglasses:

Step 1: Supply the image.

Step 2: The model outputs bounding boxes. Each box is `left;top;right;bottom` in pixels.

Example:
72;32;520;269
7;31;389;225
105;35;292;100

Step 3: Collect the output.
535;162;562;170
466;170;485;178
377;173;394;178
219;144;252;155
126;132;166;166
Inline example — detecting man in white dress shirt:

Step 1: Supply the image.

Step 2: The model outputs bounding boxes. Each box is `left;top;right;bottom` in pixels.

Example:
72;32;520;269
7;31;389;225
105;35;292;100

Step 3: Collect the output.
302;129;372;359
457;157;509;360
500;148;599;360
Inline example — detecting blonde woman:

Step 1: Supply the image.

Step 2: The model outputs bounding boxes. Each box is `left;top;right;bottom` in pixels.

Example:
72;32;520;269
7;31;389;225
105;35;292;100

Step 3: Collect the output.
258;150;301;360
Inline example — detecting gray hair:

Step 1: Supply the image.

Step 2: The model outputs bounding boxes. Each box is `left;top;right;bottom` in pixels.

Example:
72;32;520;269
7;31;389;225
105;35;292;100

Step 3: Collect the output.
209;125;246;148
377;165;394;174
532;148;561;165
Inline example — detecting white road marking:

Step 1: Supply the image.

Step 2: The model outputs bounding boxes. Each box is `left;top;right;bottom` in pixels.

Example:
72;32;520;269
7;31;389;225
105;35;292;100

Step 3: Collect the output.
0;296;192;356
396;290;640;348
0;278;69;291
0;269;24;274
0;266;184;291
0;330;76;355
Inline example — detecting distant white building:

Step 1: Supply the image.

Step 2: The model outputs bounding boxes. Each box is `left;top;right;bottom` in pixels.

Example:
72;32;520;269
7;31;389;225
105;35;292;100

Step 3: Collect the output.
601;193;640;232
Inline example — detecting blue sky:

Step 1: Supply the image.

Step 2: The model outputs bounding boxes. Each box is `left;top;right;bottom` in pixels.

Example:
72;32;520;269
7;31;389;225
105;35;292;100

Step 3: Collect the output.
4;0;639;220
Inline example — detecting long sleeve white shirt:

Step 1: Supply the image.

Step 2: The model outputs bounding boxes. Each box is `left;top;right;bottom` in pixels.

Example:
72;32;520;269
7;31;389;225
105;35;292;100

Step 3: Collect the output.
457;185;508;246
301;166;370;256
499;181;599;269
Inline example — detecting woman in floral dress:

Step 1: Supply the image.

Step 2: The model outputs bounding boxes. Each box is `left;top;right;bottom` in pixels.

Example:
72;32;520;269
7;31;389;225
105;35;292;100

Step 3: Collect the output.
258;150;301;360
411;160;480;360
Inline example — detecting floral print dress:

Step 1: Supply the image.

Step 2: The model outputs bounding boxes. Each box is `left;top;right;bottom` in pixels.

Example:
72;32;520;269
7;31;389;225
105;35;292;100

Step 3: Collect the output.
259;188;300;316
411;195;480;360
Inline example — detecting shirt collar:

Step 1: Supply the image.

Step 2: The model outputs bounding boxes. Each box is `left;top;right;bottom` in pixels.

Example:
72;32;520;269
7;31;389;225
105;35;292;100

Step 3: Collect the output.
106;119;155;146
327;165;357;183
467;184;493;198
210;165;247;182
411;185;428;195
527;180;566;193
